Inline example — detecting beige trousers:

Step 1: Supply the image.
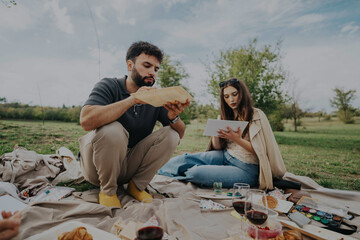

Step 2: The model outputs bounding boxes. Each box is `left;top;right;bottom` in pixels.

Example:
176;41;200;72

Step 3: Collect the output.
79;121;180;195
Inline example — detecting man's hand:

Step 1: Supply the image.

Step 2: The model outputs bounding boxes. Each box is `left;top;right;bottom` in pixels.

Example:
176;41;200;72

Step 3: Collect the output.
0;211;21;240
164;99;191;120
217;126;242;141
133;86;156;105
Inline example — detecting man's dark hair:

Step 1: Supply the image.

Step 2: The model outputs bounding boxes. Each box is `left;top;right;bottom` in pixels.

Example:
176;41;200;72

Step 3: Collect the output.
126;41;164;63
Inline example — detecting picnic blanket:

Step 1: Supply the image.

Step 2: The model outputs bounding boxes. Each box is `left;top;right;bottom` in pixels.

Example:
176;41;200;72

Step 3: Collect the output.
10;174;359;240
1;147;359;239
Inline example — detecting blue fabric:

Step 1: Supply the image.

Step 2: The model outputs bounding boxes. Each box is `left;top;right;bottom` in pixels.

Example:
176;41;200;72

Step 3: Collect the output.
158;150;259;188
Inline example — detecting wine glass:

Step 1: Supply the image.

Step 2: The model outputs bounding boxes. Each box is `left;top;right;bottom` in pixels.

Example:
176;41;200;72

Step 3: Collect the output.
245;189;268;239
231;183;250;234
136;199;164;240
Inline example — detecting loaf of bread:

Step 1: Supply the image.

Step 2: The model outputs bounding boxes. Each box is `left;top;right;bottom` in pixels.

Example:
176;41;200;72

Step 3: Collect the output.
58;226;93;240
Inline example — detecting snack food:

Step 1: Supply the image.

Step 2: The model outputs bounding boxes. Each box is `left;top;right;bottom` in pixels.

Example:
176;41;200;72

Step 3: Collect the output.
262;195;278;209
58;226;93;240
283;230;302;240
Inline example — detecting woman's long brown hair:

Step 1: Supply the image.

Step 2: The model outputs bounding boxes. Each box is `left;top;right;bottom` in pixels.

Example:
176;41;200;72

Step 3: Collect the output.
219;78;254;148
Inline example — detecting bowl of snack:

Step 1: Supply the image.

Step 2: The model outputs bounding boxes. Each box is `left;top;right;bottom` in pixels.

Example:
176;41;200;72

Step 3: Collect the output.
247;218;282;239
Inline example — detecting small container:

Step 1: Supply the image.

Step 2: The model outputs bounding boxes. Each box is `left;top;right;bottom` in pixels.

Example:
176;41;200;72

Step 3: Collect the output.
247;218;282;239
317;211;325;217
321;218;329;224
295;205;303;211
309;209;317;214
213;182;222;195
329;220;340;227
302;207;310;212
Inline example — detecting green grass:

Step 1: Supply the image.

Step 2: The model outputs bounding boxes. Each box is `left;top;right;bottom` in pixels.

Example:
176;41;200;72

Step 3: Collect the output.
1;117;359;191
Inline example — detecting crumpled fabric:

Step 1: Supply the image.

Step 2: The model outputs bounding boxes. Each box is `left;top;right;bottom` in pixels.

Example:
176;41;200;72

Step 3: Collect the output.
0;147;84;200
0;181;23;201
52;147;84;185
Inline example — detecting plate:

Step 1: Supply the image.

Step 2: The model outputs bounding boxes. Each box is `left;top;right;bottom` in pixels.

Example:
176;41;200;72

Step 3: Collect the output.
197;193;233;200
25;220;119;240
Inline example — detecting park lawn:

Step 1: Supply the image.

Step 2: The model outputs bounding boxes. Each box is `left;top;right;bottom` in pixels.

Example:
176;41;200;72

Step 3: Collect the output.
0;117;359;191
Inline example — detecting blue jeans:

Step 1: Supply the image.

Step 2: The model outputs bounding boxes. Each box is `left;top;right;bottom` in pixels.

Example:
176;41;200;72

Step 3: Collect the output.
158;150;259;188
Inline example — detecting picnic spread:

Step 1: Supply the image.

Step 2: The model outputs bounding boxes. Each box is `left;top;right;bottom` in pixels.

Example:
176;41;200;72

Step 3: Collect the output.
1;147;359;240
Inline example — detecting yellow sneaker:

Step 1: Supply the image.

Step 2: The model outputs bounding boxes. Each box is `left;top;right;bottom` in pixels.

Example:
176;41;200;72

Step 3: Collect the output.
127;180;153;202
98;191;122;208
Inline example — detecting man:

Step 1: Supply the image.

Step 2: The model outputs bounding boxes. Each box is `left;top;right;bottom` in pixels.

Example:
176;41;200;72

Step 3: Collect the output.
79;41;190;208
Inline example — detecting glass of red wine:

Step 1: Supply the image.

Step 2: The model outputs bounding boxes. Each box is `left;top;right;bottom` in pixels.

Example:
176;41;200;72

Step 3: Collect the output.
231;183;250;234
136;199;164;240
245;189;268;239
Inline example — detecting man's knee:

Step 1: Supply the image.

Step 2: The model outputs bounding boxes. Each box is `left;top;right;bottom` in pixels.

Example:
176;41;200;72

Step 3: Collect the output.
159;126;180;149
93;121;129;146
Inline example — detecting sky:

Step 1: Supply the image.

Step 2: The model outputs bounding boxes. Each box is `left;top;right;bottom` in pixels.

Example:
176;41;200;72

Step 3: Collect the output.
0;0;359;113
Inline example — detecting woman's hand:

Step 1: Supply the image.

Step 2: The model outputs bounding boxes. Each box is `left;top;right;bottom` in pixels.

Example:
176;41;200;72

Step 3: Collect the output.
218;126;256;154
217;126;242;141
0;211;21;240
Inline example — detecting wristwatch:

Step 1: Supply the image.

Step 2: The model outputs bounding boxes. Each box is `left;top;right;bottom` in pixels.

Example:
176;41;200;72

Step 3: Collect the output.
169;115;179;124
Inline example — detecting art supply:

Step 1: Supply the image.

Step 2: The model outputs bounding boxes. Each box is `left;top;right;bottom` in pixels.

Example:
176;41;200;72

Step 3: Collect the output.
287;211;311;228
289;203;347;230
203;119;248;137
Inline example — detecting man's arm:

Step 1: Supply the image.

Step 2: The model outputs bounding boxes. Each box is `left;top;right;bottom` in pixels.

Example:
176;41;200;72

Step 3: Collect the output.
80;96;135;131
168;116;186;139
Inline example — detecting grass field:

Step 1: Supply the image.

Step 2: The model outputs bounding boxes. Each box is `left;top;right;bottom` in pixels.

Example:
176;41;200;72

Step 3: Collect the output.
0;117;359;191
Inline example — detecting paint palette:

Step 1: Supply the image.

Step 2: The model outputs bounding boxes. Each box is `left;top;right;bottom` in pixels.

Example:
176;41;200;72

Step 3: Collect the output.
290;204;344;228
291;196;350;229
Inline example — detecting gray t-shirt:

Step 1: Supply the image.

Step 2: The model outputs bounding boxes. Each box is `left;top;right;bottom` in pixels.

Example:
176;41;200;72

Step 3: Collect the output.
84;76;170;148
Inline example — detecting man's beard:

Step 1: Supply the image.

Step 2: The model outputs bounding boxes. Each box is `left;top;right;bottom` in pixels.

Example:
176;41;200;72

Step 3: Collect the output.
132;67;155;87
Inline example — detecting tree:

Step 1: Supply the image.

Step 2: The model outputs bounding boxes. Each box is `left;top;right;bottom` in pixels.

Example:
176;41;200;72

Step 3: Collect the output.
157;55;189;89
315;110;327;122
205;38;287;116
330;88;356;124
1;0;16;8
0;97;7;103
286;78;305;131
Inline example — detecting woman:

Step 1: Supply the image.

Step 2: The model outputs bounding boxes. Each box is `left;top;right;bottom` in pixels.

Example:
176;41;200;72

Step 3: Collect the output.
158;78;286;189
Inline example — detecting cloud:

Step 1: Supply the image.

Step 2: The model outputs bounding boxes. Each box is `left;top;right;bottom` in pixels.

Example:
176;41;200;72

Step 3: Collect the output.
284;42;360;111
256;0;281;14
0;57;99;107
93;6;107;22
44;0;74;34
291;14;326;27
108;0;136;25
88;46;127;77
163;0;188;11
117;17;136;26
0;3;32;30
341;22;359;35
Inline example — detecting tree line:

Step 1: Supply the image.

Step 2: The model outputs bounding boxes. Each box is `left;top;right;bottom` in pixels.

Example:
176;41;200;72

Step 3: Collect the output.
1;39;358;129
0;101;82;123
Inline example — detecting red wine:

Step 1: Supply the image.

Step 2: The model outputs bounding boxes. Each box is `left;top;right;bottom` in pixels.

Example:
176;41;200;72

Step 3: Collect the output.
232;201;251;215
137;226;164;240
246;210;268;225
